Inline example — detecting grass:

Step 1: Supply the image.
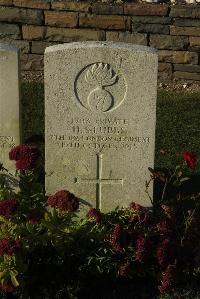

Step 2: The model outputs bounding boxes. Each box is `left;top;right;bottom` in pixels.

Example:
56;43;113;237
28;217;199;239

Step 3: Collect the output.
155;90;200;171
21;82;200;171
21;82;44;143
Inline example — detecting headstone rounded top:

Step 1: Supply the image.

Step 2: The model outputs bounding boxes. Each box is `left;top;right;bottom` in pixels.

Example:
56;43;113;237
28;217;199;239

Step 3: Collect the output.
45;39;158;210
0;42;18;53
45;41;157;55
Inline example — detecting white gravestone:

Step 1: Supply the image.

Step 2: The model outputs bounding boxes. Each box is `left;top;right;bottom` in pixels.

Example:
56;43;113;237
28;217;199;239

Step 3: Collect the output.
45;42;158;212
0;43;21;172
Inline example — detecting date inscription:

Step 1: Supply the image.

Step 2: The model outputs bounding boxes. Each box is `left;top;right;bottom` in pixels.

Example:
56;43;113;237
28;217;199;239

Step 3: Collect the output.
49;117;150;151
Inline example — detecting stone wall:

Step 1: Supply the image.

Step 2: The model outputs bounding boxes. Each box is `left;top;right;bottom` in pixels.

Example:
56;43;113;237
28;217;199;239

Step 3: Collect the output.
0;0;200;81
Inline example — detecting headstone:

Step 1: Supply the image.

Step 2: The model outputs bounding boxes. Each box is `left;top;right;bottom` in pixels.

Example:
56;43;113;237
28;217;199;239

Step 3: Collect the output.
0;43;21;173
45;42;157;212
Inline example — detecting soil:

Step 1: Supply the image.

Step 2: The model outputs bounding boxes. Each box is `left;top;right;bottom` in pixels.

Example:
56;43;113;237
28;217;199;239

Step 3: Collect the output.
158;79;200;93
22;71;44;83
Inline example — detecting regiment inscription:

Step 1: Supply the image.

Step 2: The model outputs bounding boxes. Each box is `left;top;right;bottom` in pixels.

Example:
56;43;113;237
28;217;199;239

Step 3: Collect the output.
45;42;158;212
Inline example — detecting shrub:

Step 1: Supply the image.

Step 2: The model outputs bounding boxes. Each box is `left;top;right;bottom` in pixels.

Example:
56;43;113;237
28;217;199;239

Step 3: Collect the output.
0;147;199;299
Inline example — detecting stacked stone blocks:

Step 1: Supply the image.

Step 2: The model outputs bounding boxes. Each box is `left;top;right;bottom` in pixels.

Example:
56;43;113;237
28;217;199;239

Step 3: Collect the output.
0;0;200;81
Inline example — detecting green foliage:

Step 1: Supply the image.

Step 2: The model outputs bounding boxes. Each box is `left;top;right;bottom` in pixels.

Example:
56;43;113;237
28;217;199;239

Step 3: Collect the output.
0;150;200;298
21;82;44;142
156;90;200;170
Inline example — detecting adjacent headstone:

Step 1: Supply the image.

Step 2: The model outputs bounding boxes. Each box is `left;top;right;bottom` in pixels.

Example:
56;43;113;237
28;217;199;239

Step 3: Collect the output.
45;42;158;212
0;43;21;172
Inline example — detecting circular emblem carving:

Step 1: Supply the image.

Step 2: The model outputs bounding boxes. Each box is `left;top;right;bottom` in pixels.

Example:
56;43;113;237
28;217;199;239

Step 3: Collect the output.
75;62;127;113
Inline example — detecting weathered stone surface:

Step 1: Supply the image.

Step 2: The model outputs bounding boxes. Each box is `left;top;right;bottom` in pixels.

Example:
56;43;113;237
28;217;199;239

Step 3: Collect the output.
31;41;58;54
0;43;21;173
132;16;172;24
0;23;20;39
79;14;131;30
174;18;200;27
170;5;200;18
13;0;50;9
0;6;43;24
106;31;147;46
92;3;123;15
11;39;29;53
45;11;78;28
158;62;172;80
189;46;200;52
150;34;189;50
20;53;43;70
170;26;200;36
132;23;169;34
159;50;198;64
174;64;200;73
45;42;158;211
0;0;13;5
51;1;92;13
46;27;105;42
174;71;200;81
124;3;169;16
0;39;29;53
189;36;200;46
22;25;45;40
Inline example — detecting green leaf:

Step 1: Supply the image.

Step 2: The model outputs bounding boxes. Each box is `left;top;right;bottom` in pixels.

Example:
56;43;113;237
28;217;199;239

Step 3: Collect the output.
175;165;181;170
176;171;182;177
10;271;19;287
1;278;5;285
0;272;5;280
180;177;190;183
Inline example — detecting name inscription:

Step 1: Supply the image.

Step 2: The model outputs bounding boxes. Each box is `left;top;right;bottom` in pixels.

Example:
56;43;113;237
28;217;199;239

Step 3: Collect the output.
49;117;150;151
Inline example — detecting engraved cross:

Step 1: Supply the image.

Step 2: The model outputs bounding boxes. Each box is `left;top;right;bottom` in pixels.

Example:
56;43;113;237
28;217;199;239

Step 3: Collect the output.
75;154;123;210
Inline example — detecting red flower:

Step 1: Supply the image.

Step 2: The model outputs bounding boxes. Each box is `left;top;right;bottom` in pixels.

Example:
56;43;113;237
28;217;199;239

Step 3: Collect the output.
15;159;32;170
0;199;18;218
111;224;126;252
129;202;152;225
182;151;198;171
0;281;14;292
161;205;174;219
158;265;177;294
140;211;152;225
157;219;173;235
156;239;176;267
0;239;21;256
28;210;42;225
129;202;144;213
9;144;40;170
118;261;131;277
9;146;21;161
135;235;151;262
88;208;102;224
47;190;79;212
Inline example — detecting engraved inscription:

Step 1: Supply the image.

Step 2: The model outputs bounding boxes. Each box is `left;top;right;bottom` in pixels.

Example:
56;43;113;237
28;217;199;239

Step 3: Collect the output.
0;136;16;149
75;62;127;113
75;153;123;209
85;63;117;112
66;117;129;125
0;56;8;61
50;135;150;151
48;117;150;151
